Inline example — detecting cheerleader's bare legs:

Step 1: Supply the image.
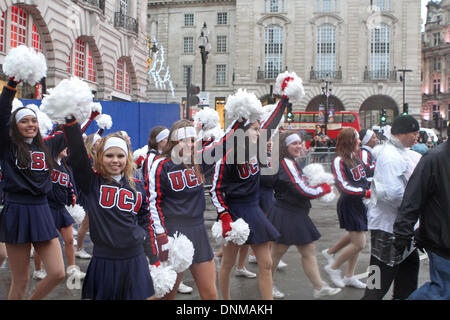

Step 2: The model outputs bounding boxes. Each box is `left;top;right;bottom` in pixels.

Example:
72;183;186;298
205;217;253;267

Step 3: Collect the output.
6;238;65;300
190;259;218;299
251;243;273;299
219;242;241;299
0;242;7;266
325;233;351;256
329;231;366;277
75;215;90;257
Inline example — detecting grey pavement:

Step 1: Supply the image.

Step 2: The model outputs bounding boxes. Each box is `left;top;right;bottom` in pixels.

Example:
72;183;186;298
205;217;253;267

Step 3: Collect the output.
0;194;430;300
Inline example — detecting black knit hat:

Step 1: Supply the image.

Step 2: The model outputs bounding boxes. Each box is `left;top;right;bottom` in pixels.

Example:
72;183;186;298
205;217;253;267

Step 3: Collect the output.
391;115;420;135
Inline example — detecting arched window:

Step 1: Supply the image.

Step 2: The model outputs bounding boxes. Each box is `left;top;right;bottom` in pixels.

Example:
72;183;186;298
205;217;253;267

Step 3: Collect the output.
115;58;130;94
264;25;283;79
317;24;336;78
66;38;97;83
370;24;391;79
264;0;285;13
0;11;5;52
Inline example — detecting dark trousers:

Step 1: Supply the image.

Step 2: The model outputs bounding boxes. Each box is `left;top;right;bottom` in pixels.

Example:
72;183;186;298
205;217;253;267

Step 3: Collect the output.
361;249;420;300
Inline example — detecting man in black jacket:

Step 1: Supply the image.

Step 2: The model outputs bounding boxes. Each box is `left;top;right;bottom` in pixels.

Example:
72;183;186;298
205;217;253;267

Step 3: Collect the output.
393;128;450;300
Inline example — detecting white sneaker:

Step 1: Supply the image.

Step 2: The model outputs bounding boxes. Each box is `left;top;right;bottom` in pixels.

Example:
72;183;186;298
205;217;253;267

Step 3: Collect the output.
178;281;193;294
248;255;257;264
272;286;285;299
324;265;345;288
343;276;367;289
73;239;77;247
32;269;47;280
235;267;257;279
75;248;91;259
313;282;342;298
321;249;335;266
277;260;287;270
67;265;86;281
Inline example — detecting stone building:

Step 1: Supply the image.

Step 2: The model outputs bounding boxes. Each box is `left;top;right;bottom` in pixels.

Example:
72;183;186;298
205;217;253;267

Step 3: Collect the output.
147;0;422;129
422;0;450;134
0;0;149;102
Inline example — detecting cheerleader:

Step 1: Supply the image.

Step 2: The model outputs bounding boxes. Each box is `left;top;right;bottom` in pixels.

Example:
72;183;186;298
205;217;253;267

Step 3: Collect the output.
142;126;169;192
358;129;378;182
210;95;288;300
323;127;370;289
0;79;66;299
62;117;159;300
267;131;341;299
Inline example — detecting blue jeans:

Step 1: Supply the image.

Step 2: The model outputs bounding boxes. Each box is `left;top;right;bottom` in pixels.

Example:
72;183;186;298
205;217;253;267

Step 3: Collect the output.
408;250;450;300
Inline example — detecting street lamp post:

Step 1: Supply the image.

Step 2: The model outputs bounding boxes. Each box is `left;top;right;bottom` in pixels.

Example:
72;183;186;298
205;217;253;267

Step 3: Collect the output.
321;76;332;136
198;22;210;92
398;69;412;114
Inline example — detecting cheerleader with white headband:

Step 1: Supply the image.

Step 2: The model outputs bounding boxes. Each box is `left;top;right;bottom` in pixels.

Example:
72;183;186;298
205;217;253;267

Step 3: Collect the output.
358;129;378;183
267;131;341;299
62;115;160;299
141;126;169;189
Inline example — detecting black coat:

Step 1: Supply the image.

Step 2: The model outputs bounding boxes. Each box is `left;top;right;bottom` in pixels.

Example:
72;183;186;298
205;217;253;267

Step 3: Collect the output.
394;141;450;259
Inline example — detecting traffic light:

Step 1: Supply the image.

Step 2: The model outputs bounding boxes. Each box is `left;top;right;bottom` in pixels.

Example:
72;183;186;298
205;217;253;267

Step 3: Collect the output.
286;103;294;122
402;103;409;115
187;84;200;106
380;108;387;124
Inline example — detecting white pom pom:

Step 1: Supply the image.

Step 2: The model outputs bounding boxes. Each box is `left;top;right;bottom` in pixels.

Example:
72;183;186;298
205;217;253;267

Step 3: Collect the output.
65;204;86;225
12;98;23;111
362;197;371;207
40;77;94;124
211;218;250;246
302;163;334;186
90;102;102;116
193;107;220;130
149;263;177;298
37;110;53;138
320;189;337;203
225;88;264;123
95;114;113;129
199;125;224;142
275;71;305;103
133;145;148;161
166;232;195;273
3;45;47;85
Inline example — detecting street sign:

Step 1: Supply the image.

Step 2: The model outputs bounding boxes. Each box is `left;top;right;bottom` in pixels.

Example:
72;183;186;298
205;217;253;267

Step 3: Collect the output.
198;91;210;106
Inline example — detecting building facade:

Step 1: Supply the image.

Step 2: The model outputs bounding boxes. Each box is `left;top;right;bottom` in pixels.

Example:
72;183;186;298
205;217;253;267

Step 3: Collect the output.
0;0;149;101
422;0;450;135
147;0;422;128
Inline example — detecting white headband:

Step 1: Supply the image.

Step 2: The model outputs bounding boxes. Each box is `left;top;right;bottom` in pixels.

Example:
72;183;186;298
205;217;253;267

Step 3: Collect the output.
103;137;128;156
156;129;169;143
285;134;301;147
15;108;36;123
172;127;196;141
362;129;374;146
93;134;102;145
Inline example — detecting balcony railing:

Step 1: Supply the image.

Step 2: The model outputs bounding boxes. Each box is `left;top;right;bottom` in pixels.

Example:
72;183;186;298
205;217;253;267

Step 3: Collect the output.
363;68;397;81
310;67;342;81
114;12;138;34
81;0;105;14
256;68;280;81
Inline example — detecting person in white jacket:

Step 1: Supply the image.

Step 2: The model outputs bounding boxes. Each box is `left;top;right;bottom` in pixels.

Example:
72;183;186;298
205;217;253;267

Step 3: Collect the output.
362;115;421;300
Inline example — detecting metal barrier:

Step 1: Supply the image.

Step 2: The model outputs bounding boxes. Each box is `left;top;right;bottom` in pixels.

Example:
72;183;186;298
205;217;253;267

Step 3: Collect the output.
304;147;336;170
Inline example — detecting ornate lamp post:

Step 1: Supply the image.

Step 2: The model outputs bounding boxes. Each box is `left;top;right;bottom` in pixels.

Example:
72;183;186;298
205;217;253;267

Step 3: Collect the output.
321;76;333;135
198;22;211;92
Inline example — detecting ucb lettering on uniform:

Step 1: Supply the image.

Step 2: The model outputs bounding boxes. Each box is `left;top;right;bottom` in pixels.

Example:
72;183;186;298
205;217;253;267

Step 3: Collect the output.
51;170;69;187
168;168;202;192
350;164;366;181
99;185;142;213
237;162;259;179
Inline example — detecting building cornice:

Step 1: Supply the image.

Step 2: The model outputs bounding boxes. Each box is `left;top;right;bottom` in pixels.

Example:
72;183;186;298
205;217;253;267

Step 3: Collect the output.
148;0;235;7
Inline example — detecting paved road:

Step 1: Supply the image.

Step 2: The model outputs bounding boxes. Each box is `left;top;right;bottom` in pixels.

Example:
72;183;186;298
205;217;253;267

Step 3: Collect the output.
0;195;430;300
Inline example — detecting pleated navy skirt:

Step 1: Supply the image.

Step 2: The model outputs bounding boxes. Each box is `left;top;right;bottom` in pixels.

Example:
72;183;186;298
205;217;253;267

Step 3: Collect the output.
267;201;321;246
336;196;368;231
259;186;275;215
0;193;59;244
50;205;75;229
82;245;154;300
227;196;280;245
164;217;213;265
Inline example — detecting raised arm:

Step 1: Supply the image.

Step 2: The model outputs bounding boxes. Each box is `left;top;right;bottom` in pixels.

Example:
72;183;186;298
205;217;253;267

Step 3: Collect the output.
0;79;19;152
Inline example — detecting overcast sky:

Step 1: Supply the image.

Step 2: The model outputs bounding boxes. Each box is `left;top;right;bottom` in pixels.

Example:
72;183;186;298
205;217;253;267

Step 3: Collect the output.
421;0;429;30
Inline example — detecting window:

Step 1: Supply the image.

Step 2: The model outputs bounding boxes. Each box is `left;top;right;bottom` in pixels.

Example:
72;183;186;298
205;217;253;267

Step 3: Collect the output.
184;36;193;53
217;12;227;25
74;38;86;78
265;0;285;13
115;58;130;94
67;38;97;83
183;65;193;85
370;24;391;79
316;0;338;12
433;79;441;94
184;14;194;26
119;0;128;14
66;49;72;74
317;24;336;78
0;11;5;52
342;113;356;123
87;50;96;82
216;64;226;85
264;25;283;79
433;57;441;71
217;35;227;53
31;23;43;53
10;6;27;48
375;0;391;11
433;33;441;46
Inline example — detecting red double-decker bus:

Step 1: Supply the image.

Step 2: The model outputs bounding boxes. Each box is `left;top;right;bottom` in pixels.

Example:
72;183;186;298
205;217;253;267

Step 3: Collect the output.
280;111;361;148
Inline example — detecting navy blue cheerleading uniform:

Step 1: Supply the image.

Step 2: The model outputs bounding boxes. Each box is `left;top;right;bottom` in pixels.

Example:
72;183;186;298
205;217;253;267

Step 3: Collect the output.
0;84;67;244
259;154;275;215
148;156;214;264
62;119;159;300
359;146;376;182
210;98;288;245
0;161;4;204
267;158;329;245
142;148;159;194
331;156;370;231
47;161;76;229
